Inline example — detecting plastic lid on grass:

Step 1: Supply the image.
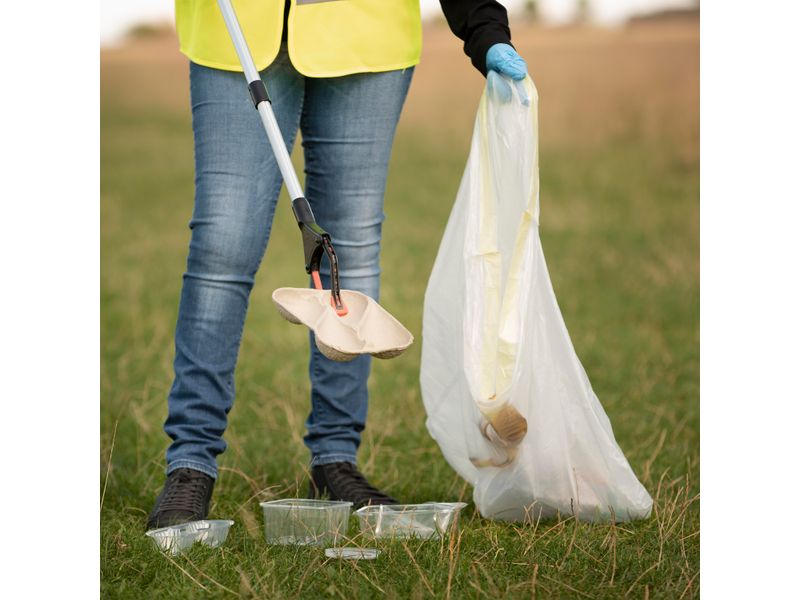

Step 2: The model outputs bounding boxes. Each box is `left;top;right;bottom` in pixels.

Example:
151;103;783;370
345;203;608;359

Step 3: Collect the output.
325;547;381;560
146;519;234;555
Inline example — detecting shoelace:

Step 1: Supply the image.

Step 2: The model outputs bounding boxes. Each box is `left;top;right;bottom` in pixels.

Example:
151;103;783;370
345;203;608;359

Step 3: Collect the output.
327;463;394;503
158;471;210;514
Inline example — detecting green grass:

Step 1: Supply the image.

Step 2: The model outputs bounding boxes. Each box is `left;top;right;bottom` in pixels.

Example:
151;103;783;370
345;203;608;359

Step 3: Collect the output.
101;99;698;598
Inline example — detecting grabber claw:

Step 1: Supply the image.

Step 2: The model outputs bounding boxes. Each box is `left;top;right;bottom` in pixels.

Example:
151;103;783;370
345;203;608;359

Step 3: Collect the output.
292;197;348;317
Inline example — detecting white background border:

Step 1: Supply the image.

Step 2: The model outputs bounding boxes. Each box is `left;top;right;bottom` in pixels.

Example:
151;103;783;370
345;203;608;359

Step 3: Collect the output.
701;0;800;596
1;1;99;596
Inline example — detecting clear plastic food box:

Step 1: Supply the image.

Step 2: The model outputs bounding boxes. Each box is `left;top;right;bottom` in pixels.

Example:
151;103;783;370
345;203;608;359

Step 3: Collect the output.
260;499;352;546
355;503;468;540
145;519;234;555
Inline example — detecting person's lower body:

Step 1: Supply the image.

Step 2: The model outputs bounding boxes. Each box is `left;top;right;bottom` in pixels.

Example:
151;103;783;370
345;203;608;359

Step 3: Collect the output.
148;48;413;528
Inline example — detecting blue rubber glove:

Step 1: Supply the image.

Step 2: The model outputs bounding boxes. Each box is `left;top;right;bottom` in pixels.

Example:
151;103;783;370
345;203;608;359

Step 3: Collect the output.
486;43;527;80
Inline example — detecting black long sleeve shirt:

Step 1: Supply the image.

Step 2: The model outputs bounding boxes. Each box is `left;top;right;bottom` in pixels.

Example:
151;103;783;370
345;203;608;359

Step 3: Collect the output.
439;0;512;76
282;0;512;77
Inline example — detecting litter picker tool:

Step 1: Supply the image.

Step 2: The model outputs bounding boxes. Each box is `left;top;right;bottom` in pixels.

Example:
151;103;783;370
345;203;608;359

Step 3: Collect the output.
216;0;413;362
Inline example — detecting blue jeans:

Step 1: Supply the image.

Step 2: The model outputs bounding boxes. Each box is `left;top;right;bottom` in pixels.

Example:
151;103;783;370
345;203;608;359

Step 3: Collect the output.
164;49;413;479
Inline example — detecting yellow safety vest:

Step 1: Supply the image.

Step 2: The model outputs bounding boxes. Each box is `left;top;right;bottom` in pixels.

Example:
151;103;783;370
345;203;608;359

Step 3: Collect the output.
175;0;422;77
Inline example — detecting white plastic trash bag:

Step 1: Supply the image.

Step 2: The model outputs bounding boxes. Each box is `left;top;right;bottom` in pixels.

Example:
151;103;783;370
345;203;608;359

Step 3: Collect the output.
420;73;653;523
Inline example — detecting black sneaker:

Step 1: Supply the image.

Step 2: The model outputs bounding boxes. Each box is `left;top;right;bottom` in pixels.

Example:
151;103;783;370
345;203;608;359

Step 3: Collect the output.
308;462;398;509
146;468;215;530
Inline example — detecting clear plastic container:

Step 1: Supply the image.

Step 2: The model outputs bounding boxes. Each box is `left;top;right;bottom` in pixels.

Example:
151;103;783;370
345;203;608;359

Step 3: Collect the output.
145;520;234;555
260;499;352;546
355;503;468;540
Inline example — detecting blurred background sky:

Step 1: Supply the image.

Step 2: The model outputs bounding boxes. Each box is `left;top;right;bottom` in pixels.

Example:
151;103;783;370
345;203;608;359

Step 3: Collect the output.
101;0;698;44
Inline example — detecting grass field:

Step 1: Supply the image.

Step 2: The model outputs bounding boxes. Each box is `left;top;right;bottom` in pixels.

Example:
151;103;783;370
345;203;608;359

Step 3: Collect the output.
101;19;699;599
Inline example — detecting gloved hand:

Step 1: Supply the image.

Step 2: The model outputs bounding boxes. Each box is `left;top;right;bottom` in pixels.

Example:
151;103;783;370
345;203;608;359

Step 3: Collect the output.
486;43;527;80
486;44;529;105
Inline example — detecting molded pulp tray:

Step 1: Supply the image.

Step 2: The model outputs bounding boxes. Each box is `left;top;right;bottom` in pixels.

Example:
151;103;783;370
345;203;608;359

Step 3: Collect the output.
146;520;234;555
260;499;352;546
355;503;468;540
272;288;414;362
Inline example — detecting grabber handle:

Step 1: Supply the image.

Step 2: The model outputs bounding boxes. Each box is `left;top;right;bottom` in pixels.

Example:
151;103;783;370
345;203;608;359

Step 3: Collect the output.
216;0;348;316
216;0;303;201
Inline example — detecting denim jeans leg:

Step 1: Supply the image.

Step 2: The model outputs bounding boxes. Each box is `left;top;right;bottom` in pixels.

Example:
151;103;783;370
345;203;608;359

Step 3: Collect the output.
299;68;415;466
164;53;304;478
